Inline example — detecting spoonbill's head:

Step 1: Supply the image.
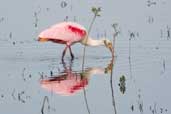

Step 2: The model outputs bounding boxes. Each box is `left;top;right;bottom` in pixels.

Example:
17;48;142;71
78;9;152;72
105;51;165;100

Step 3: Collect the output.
103;39;113;53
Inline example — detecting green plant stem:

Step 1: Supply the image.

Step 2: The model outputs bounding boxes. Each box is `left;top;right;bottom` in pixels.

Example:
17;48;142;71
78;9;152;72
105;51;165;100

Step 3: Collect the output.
109;23;119;114
81;9;99;114
110;43;117;114
83;87;91;114
82;15;97;71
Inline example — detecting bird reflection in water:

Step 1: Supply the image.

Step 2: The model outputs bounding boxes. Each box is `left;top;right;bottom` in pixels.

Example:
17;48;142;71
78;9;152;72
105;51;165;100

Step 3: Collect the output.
40;60;113;96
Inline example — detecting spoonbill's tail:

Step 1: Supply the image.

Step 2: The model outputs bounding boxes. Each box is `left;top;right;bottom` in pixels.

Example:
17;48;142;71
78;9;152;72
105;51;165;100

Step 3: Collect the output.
38;37;49;42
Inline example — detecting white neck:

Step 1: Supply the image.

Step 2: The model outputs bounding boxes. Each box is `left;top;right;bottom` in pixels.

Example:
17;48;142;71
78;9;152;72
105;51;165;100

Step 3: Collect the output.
80;37;104;46
83;67;106;79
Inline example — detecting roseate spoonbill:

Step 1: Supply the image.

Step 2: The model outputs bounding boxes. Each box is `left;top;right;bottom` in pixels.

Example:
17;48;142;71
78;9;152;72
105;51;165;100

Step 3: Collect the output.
38;22;113;60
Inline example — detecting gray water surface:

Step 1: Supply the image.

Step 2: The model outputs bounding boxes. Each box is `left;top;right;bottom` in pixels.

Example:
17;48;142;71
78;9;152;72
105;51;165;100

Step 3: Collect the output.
0;0;171;114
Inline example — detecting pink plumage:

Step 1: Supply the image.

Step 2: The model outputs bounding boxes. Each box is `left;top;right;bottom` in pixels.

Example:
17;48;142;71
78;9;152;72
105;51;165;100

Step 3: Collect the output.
38;22;88;60
38;22;86;45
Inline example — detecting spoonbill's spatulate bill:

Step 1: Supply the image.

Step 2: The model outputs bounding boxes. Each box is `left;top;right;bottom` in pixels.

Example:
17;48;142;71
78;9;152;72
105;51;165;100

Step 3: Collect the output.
38;22;113;60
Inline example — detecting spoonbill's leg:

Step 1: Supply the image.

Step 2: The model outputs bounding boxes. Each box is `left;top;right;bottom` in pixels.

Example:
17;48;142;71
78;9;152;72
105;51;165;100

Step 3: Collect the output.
62;46;68;60
69;46;74;60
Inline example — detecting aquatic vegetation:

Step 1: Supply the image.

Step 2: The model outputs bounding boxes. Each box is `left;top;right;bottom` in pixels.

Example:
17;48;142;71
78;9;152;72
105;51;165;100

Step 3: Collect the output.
91;7;101;17
82;6;102;69
149;103;168;114
118;75;126;94
0;17;4;23
41;96;50;114
147;0;157;7
131;105;134;111
160;25;171;40
60;1;67;8
109;22;120;114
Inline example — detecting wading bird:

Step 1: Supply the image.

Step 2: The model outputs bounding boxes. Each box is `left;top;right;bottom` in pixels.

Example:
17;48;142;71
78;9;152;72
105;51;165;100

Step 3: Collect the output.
38;22;113;60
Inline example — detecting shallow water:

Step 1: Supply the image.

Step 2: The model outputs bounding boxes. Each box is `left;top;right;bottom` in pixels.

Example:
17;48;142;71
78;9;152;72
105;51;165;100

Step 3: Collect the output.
0;0;171;114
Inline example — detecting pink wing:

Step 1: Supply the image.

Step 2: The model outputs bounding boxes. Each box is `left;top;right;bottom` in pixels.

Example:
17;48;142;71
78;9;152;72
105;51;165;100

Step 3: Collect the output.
38;22;87;45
